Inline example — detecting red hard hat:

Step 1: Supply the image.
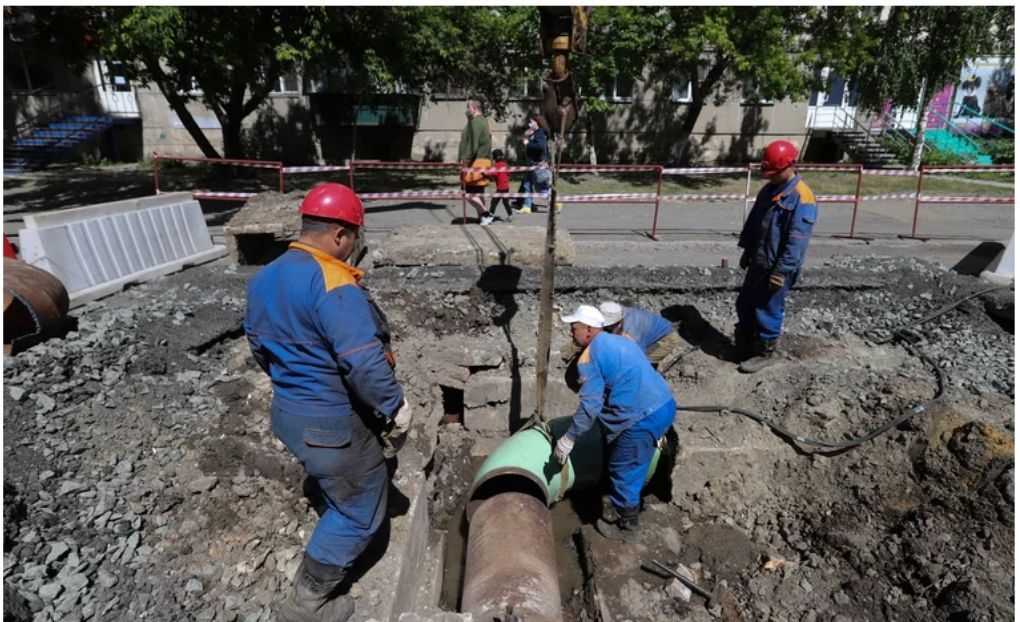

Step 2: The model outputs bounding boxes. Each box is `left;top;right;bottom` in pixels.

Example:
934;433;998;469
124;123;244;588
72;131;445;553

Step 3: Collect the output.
299;182;365;227
3;234;17;259
761;140;799;175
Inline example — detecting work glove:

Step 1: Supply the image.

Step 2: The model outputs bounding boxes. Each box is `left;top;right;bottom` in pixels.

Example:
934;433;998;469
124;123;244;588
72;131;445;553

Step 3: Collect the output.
553;435;575;465
381;399;413;459
739;249;751;269
392;398;413;436
768;272;785;291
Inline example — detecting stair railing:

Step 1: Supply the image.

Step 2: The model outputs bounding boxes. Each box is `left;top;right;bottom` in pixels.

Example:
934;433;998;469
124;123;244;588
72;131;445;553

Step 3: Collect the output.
878;108;936;162
950;101;1014;136
831;106;915;165
4;83;111;150
928;108;987;162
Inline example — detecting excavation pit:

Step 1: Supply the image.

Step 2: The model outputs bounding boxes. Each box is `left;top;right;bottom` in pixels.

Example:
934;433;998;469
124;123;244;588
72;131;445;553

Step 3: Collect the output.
2;250;1013;622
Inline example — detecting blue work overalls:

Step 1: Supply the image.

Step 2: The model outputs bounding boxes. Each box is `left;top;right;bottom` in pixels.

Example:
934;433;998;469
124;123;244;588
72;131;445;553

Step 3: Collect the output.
245;242;404;568
569;332;677;511
736;174;818;341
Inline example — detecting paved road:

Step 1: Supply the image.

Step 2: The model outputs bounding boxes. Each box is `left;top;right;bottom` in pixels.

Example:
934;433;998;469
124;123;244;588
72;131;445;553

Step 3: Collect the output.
4;168;1013;273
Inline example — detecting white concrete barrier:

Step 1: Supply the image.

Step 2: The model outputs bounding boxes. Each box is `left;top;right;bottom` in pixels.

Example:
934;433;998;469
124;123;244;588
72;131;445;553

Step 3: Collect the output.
18;192;227;306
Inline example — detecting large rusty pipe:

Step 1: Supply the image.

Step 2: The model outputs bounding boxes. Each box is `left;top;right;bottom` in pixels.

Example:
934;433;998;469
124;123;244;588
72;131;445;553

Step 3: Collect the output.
3;258;69;355
461;492;562;622
460;417;669;620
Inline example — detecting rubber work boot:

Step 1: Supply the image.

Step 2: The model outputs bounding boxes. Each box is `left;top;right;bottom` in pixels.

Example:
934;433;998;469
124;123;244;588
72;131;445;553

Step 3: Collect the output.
595;505;641;543
738;338;778;374
276;555;354;622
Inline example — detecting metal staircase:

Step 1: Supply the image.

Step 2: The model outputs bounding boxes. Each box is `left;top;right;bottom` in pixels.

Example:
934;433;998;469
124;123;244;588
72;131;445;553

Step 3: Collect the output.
4;114;114;173
828;107;901;168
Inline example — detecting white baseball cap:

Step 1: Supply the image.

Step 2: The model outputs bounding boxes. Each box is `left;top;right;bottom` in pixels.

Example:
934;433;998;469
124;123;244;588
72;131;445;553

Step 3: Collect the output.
599;301;623;325
560;304;605;328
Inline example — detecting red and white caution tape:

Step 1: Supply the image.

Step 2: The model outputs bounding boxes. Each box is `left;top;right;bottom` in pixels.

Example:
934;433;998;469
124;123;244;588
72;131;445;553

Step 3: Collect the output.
351;161;459;170
794;164;860;172
862;192;918;201
923;166;1014;174
282;165;351;173
556;165;659;173
918;195;1014;204
483;192;549;199
861;169;920;177
662;167;747;175
560;193;659;203
192;191;256;200
463;165;542;174
660;193;746;203
358;190;464;200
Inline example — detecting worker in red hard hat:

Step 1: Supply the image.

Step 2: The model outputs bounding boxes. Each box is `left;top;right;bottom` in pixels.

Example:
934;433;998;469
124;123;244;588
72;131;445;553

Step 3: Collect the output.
244;182;411;622
734;140;818;373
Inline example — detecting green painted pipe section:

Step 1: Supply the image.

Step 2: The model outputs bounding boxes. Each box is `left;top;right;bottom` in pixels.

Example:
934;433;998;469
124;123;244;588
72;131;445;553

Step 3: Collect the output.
467;415;663;518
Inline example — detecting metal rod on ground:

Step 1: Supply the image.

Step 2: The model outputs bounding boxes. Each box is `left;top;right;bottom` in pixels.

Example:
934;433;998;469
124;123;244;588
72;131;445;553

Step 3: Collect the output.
650;560;712;600
278;164;285;193
534;110;569;424
347;159;355;191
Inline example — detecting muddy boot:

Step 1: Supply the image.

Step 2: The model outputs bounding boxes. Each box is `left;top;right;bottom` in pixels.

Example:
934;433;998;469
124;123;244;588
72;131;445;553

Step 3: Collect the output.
595;505;640;543
276;555;354;622
738;338;778;374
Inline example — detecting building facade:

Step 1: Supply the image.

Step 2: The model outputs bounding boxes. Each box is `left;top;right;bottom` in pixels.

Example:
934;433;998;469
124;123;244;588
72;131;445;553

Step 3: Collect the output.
4;54;1013;168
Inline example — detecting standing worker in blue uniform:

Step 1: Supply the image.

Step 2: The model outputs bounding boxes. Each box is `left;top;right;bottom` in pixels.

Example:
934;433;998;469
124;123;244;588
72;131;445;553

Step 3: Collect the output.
245;183;412;622
597;301;681;368
735;140;818;374
553;305;677;542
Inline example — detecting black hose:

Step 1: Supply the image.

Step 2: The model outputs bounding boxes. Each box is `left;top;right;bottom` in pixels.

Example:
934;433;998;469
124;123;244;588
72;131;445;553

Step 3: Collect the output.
676;284;1011;452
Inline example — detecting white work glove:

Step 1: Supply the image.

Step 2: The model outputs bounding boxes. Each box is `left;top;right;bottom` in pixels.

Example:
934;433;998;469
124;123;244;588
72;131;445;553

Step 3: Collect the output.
553;435;575;465
392;398;413;436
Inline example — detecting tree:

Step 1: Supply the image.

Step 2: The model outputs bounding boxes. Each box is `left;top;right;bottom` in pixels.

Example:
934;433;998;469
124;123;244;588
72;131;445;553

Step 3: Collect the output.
633;7;870;163
98;7;327;159
853;7;1015;170
18;6;513;160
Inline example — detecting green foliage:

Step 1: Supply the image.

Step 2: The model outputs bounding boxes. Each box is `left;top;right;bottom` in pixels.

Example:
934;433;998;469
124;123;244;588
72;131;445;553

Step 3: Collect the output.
986;138;1014;165
855;7;1015;113
883;136;967;167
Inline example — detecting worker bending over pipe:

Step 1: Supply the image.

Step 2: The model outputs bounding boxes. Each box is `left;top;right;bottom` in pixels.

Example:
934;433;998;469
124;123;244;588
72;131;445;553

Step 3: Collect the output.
553;305;677;541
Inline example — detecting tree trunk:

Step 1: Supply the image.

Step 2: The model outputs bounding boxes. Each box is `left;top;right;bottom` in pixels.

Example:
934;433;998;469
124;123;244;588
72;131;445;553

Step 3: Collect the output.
146;60;221;159
586;115;597;173
221;118;243;160
909;95;932;171
677;60;727;165
676;99;705;164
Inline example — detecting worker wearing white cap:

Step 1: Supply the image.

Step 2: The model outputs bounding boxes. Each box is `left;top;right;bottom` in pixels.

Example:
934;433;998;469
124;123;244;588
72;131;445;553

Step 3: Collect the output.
553;304;677;542
598;301;681;368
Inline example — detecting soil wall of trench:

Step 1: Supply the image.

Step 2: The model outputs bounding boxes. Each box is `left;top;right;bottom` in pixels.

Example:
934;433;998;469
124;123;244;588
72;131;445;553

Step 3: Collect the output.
3;255;1014;621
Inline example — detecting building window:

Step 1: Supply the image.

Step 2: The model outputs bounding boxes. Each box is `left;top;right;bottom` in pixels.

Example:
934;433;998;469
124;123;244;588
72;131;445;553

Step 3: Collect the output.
5;59;54;92
671;75;693;103
271;70;300;95
511;76;543;100
433;81;469;100
741;78;774;106
600;74;634;103
96;60;132;92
